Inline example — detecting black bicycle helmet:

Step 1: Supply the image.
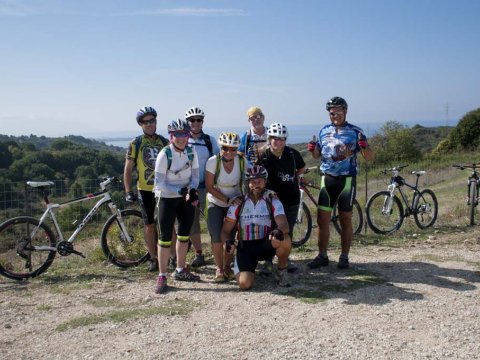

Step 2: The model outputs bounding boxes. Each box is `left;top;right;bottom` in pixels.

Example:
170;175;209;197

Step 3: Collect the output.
326;97;348;111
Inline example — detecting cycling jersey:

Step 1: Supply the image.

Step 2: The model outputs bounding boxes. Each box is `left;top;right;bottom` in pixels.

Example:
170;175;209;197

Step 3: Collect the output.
316;122;367;176
153;144;199;198
188;133;219;188
126;135;168;191
225;194;285;241
238;128;268;165
258;146;305;206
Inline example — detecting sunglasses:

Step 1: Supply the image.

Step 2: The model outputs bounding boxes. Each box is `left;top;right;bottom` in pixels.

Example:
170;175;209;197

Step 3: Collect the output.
221;146;237;152
249;114;264;121
329;112;344;117
188;117;203;123
172;131;189;138
140;118;156;125
272;137;286;141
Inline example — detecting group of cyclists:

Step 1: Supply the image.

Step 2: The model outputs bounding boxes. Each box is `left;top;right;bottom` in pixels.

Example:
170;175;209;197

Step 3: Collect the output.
124;97;374;294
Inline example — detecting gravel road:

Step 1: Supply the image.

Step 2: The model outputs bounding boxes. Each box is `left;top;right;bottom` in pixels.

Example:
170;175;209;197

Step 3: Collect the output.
1;232;479;360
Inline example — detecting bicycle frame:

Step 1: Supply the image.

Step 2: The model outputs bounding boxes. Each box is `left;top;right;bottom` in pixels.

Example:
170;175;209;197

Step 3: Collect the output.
27;178;132;252
467;170;480;206
385;169;424;216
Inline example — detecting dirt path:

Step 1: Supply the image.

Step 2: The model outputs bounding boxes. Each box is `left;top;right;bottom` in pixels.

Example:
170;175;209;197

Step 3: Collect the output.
1;231;480;360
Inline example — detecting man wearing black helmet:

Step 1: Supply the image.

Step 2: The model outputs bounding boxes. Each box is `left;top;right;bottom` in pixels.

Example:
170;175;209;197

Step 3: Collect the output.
307;97;373;269
124;106;169;272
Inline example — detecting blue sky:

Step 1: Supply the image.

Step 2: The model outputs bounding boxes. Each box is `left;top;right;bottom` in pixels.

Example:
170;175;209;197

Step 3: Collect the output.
1;0;479;138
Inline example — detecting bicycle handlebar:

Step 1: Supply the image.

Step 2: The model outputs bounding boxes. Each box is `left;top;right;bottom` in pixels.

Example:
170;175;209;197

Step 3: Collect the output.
303;166;319;174
452;163;480;170
380;164;408;174
99;176;121;191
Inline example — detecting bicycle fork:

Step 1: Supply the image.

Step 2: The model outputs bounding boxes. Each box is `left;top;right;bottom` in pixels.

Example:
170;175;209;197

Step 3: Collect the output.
108;203;135;244
383;184;396;214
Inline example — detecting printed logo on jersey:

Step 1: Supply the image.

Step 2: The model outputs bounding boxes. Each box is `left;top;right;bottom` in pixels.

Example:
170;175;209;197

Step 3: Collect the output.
277;171;294;182
323;136;355;162
142;146;161;170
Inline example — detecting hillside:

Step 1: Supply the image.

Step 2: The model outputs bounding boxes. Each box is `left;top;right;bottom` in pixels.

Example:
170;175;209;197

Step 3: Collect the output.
0;134;124;153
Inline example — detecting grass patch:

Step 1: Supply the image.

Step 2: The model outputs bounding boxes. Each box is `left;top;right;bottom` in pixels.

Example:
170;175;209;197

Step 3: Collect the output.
56;300;194;332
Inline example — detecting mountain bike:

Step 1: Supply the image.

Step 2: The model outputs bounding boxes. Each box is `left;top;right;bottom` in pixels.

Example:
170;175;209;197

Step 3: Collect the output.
0;177;149;280
452;163;480;225
292;167;364;248
365;165;438;234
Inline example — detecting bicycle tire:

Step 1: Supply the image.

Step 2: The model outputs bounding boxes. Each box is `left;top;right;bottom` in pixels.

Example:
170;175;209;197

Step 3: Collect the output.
413;189;438;229
469;181;477;226
366;191;404;234
332;200;364;236
101;209;149;268
0;216;57;280
292;202;312;248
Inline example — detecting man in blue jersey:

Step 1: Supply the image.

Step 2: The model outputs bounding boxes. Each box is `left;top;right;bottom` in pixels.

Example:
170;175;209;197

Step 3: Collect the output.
307;97;374;269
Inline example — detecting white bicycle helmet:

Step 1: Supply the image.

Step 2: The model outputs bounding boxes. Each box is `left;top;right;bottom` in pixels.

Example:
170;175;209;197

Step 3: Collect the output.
267;123;288;138
185;107;205;119
245;165;268;180
218;132;240;147
167;119;190;133
136;106;157;123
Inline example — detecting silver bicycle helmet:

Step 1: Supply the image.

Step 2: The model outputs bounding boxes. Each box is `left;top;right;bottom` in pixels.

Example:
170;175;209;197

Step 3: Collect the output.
136;106;157;123
167;119;190;133
245;165;268;180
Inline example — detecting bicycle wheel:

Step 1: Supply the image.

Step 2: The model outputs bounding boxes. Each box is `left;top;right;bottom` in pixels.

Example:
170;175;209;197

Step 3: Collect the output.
101;209;149;268
292;202;312;248
366;191;404;234
0;216;57;280
332;200;364;235
469;181;477;226
413;189;438;229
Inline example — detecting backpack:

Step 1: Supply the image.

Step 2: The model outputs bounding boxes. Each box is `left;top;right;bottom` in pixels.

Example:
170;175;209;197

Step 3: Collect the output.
189;133;213;157
213;153;245;194
163;145;194;171
133;134;168;166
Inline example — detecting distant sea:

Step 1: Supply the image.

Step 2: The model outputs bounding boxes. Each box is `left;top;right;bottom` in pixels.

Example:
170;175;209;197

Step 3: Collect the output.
100;120;456;148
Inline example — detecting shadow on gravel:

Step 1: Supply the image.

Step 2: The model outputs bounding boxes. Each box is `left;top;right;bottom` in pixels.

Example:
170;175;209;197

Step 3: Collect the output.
272;259;480;305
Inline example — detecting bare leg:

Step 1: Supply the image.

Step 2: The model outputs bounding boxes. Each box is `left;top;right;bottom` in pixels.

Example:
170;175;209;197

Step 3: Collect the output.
317;210;332;253
237;271;255;290
144;223;157;259
176;240;189;269
338;211;353;254
212;242;224;270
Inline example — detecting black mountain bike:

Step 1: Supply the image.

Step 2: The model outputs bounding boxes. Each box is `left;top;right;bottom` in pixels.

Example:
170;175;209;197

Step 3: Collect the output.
452;163;480;225
366;165;438;234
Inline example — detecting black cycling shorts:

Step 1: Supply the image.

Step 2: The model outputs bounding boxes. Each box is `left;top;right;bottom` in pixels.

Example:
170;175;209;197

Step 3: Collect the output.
235;239;276;273
317;175;356;212
137;190;156;224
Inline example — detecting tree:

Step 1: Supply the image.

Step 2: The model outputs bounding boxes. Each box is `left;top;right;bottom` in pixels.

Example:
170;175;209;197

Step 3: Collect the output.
369;120;422;165
449;108;480;150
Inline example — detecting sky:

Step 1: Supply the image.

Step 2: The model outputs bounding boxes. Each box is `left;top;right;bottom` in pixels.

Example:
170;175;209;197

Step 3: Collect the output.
1;0;479;138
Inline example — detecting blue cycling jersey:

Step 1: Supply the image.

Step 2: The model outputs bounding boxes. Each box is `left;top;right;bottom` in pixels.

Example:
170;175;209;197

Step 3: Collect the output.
316;121;366;176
